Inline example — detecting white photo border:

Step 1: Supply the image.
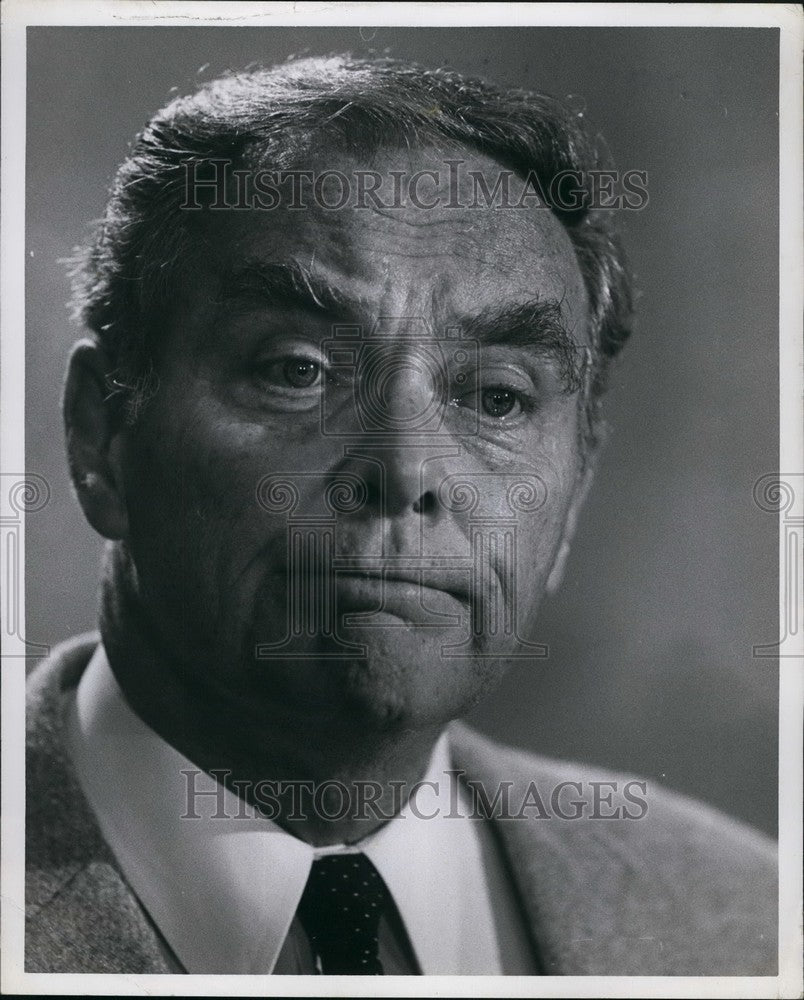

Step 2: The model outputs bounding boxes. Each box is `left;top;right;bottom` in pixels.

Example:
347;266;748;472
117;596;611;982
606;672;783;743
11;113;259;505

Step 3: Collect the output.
2;3;801;997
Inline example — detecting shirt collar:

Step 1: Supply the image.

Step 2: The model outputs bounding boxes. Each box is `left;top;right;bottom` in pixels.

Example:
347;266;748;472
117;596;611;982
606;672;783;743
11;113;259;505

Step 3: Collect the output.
65;643;497;974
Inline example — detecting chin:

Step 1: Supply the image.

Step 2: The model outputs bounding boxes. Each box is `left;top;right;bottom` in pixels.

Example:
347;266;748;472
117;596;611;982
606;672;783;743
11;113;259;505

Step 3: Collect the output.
335;625;504;732
244;613;512;732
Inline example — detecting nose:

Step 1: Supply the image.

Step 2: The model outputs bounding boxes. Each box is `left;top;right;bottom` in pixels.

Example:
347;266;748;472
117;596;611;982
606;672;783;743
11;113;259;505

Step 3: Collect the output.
355;344;446;435
359;441;457;518
341;351;458;519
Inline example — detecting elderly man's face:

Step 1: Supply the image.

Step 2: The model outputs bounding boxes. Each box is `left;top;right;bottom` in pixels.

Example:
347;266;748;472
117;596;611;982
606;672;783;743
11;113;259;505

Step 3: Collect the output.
118;146;591;732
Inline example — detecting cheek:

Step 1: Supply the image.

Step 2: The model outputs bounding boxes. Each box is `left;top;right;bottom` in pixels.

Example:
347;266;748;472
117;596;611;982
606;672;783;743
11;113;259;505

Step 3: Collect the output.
130;383;297;521
515;510;566;590
121;399;276;605
122;382;356;634
491;451;581;611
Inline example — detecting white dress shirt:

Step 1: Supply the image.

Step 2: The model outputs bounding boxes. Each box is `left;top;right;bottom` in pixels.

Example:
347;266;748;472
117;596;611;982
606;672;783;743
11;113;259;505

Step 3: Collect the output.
65;645;536;974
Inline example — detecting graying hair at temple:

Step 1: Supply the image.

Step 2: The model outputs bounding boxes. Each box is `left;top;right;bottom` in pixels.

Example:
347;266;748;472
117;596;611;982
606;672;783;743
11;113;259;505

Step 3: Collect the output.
69;54;634;435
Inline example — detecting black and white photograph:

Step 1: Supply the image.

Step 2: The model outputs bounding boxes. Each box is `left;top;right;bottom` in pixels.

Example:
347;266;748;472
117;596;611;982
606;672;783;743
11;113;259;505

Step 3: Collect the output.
2;2;801;996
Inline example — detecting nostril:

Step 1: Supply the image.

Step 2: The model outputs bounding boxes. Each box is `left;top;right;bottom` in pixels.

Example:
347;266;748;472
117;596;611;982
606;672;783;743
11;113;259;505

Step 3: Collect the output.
412;490;437;515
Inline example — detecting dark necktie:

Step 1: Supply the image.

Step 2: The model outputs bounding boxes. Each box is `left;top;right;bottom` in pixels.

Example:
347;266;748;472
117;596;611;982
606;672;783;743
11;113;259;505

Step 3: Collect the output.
296;852;390;974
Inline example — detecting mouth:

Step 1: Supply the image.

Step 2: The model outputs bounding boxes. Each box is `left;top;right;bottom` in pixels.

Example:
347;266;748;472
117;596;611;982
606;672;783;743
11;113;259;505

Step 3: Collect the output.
334;566;471;605
330;571;467;625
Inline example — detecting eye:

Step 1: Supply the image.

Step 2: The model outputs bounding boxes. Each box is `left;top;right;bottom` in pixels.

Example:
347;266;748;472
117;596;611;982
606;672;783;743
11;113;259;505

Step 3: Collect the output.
253;354;324;391
448;378;533;424
480;387;519;419
283;357;321;389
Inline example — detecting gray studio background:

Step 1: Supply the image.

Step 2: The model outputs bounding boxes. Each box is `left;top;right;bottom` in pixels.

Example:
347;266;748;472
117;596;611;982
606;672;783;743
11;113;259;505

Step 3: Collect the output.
26;27;779;836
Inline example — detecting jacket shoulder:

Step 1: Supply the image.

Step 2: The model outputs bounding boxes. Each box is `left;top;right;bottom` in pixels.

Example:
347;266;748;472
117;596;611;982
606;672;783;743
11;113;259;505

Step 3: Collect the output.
449;721;777;975
25;635;172;973
26;633;107;907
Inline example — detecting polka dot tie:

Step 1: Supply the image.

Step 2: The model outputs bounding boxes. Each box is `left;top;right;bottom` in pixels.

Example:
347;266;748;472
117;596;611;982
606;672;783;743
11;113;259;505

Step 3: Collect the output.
296;853;389;974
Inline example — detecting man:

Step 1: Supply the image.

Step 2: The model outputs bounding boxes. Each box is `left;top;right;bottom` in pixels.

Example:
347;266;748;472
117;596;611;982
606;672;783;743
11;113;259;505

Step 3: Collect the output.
26;54;775;976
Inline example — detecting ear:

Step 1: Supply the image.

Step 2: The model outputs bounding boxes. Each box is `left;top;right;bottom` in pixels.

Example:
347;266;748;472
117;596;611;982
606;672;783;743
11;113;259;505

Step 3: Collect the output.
63;339;129;540
545;459;595;596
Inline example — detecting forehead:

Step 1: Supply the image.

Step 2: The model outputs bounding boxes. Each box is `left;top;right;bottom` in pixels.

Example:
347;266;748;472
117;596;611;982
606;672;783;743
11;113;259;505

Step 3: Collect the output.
187;145;590;339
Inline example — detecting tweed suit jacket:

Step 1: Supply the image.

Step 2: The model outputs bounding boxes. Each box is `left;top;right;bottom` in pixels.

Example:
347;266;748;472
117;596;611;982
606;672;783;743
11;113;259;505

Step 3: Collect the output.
26;634;777;975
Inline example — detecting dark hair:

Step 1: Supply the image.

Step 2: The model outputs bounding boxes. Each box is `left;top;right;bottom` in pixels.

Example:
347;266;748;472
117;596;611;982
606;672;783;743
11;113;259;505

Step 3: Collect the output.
71;54;633;434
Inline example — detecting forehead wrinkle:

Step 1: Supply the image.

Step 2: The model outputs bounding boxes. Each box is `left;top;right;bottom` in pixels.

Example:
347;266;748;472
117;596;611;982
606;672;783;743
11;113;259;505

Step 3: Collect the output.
428;275;456;334
366;202;465;227
198;162;590;345
213;255;376;328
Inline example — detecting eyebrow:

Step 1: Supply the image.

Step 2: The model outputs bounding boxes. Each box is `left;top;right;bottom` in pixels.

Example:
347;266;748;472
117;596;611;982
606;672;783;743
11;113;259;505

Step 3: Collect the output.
216;258;368;323
457;300;588;392
215;260;588;391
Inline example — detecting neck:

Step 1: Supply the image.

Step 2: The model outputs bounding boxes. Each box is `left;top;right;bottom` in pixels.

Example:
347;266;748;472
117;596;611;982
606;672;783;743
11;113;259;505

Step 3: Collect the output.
99;542;443;846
